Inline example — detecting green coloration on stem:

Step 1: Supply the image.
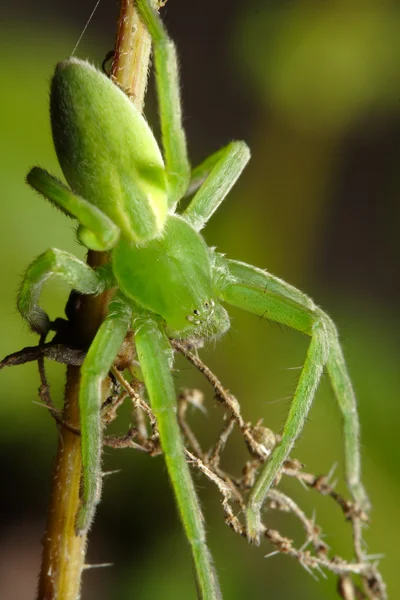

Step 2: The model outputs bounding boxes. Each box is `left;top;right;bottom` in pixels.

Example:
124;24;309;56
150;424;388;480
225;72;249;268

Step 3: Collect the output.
17;0;370;596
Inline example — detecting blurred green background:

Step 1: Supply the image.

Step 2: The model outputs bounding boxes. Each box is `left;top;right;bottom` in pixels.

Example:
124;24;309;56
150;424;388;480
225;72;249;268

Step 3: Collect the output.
0;0;399;598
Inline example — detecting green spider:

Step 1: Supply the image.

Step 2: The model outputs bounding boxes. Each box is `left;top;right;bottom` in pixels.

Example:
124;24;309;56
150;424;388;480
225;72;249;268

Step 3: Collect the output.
17;1;370;598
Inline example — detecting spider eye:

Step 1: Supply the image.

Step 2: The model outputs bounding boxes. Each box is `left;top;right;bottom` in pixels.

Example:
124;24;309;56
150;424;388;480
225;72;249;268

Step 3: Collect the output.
204;301;209;308
193;309;200;316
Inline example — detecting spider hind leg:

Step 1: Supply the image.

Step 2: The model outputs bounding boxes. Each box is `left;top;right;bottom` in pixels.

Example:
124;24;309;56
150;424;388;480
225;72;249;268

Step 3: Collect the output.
216;256;370;543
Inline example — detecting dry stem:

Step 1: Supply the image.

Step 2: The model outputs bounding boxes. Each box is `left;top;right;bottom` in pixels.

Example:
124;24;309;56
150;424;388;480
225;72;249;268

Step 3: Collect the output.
2;339;386;600
34;2;158;598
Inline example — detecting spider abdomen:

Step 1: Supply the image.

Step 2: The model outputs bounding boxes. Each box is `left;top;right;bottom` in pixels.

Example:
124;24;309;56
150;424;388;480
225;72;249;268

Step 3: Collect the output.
50;58;168;244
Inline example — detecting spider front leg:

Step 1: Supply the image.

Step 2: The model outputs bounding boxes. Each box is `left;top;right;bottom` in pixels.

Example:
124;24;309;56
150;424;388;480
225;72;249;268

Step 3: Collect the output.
183;141;249;199
17;247;122;533
183;141;250;231
136;0;250;219
134;315;222;600
136;0;191;206
77;296;131;533
216;257;370;543
17;248;113;334
27;167;120;251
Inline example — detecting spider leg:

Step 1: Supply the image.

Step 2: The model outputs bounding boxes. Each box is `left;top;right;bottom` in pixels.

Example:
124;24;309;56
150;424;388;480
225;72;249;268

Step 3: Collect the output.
76;295;131;533
134;316;222;600
136;0;191;207
182;141;250;231
27;167;120;251
216;256;370;544
17;249;113;334
184;143;248;198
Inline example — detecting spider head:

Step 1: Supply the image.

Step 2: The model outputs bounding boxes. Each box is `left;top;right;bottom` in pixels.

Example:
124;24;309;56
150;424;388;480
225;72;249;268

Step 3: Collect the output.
165;299;229;342
179;299;230;342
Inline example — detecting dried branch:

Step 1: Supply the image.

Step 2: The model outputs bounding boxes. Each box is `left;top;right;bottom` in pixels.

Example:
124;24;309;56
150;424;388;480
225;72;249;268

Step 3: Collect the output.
3;337;385;600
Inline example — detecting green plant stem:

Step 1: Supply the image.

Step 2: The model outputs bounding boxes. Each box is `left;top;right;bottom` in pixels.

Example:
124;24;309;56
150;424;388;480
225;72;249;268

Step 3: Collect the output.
36;3;156;599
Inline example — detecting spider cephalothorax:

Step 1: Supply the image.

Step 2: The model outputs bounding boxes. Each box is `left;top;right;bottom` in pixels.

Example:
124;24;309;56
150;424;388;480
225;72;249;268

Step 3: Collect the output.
112;214;229;340
17;2;370;599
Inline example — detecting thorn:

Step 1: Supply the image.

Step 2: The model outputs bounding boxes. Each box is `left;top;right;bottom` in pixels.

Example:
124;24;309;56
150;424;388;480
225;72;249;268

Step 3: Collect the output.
372;559;382;570
102;469;122;478
264;396;292;405
32;400;58;411
195;403;208;416
300;561;319;581
296;477;309;492
314;563;327;580
264;550;280;560
83;562;114;570
364;553;385;561
299;538;312;553
326;462;338;483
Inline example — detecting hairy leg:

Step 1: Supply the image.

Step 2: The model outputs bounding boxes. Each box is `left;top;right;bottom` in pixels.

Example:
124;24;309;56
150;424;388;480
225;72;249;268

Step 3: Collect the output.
76;296;132;533
184;143;248;198
136;0;191;206
27;167;120;251
183;141;250;231
18;248;112;334
135;315;222;600
217;257;370;543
